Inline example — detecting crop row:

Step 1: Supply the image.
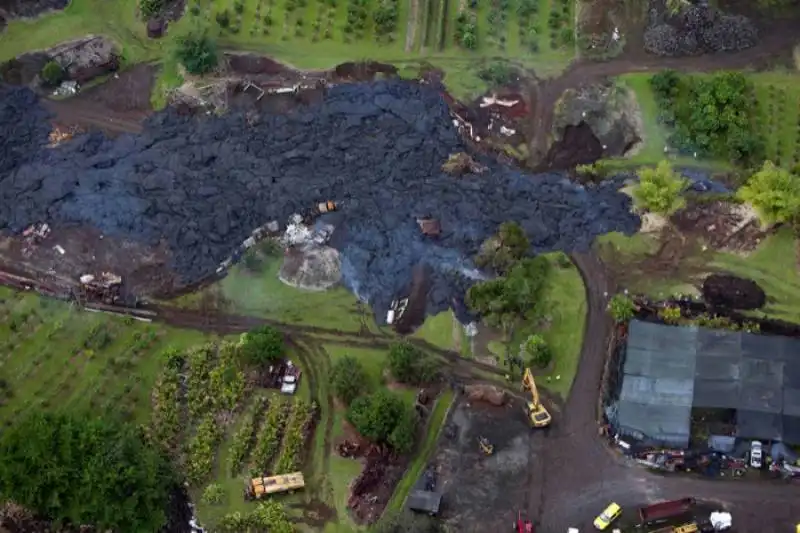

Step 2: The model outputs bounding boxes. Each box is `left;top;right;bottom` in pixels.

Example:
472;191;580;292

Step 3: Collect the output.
251;397;292;474
186;414;223;485
186;343;217;419
274;400;315;473
228;396;268;476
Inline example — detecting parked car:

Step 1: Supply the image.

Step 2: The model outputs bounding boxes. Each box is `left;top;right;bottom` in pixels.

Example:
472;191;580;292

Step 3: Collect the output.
750;440;763;469
593;502;622;530
280;361;301;395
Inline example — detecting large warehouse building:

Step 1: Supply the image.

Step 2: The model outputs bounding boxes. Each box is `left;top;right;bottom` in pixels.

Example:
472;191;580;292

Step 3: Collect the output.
614;320;800;448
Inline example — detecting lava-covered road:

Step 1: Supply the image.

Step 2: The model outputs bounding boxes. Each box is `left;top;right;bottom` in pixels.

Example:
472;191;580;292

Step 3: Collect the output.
532;252;800;533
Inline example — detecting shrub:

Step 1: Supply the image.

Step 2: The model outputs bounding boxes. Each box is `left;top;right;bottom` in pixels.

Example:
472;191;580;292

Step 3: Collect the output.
608;294;635;323
40;61;64;86
140;0;165;18
737;161;800;226
216;10;231;28
658;305;682;324
347;390;413;451
388;342;438;385
173;27;219;75
331;356;370;405
239;325;284;366
632;160;688;216
202;483;226;505
521;334;551;367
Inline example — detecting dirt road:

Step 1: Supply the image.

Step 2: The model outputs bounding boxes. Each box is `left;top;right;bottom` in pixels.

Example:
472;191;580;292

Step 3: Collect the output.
533;252;800;533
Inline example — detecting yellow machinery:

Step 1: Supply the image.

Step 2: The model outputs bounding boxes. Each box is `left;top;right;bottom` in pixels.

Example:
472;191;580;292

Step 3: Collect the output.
522;368;551;428
246;472;305;500
673;523;698;533
479;436;494;455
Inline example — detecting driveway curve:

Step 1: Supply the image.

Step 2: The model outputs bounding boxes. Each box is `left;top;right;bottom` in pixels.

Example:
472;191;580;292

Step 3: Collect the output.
534;253;800;533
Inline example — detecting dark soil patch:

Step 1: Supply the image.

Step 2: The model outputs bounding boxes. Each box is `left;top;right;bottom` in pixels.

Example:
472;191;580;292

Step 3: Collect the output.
671;200;766;254
73;63;156;113
432;396;541;531
226;53;295;76
347;446;409;525
0;224;178;300
702;273;766;310
538;121;604;170
334;61;398;81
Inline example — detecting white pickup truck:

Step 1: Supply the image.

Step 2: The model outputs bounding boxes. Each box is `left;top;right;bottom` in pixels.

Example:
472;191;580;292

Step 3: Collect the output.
280;361;301;395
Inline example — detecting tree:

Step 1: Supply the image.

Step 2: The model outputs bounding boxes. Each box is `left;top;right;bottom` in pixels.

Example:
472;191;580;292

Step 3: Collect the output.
331;355;369;405
521;334;551;368
476;221;530;274
40;61;64;86
608;293;635;323
467;255;551;333
388;342;438;385
0;411;175;531
239;325;284;366
347;390;406;444
632;160;688;216
387;405;417;454
737;161;800;226
172;26;218;75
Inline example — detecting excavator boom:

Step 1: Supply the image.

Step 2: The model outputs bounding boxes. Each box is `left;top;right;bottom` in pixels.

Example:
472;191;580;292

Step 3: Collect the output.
522;368;551;428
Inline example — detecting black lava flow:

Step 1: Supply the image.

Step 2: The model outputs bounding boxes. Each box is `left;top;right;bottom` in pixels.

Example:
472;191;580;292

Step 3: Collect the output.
0;81;639;320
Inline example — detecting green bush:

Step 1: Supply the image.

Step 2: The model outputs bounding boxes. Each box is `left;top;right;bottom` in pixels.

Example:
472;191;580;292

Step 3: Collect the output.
388;342;438;385
40;61;64;86
347;390;416;452
173;27;219;75
521;334;552;368
140;0;165;17
331;355;370;405
239;325;284;366
608;294;635;323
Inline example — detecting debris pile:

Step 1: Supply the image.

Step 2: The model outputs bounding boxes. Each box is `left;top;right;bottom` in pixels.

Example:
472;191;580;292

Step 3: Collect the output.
441;152;487;176
465;384;507;406
644;3;758;56
0;81;639;321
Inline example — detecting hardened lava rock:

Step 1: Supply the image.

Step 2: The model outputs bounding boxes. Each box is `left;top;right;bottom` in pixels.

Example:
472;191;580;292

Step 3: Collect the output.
0;81;640;319
644;3;757;56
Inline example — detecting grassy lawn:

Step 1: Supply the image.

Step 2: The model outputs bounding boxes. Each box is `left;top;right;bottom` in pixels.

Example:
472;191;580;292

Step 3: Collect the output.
413;309;456;350
384;389;453;514
172;257;377;332
487;254;587;398
598;228;800;324
0;286;207;423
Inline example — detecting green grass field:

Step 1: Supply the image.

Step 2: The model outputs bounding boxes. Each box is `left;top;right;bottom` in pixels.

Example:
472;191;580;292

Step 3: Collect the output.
173;256;379;333
598;228;800;324
0;286;207;423
0;0;577;101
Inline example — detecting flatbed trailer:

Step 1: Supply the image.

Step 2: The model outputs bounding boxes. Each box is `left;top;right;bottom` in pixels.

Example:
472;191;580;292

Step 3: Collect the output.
639;498;696;526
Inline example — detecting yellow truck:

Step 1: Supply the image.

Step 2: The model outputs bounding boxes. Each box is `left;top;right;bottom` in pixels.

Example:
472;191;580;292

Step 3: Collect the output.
522;368;551;428
245;472;305;500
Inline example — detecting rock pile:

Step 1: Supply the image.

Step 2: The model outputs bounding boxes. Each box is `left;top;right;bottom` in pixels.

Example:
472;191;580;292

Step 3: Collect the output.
645;3;758;56
0;81;639;320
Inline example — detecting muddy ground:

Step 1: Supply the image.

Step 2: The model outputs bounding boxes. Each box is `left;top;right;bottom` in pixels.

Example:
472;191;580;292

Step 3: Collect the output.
428;395;543;533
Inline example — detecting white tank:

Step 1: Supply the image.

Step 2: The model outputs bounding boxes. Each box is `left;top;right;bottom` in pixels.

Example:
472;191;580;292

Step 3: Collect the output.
386;309;396;325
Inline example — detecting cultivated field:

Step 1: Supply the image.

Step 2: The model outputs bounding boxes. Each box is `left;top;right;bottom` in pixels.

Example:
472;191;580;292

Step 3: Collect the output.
752;72;800;170
0;286;205;423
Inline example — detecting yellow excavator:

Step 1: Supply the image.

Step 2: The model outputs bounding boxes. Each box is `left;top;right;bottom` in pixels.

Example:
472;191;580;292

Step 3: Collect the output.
522;368;551;428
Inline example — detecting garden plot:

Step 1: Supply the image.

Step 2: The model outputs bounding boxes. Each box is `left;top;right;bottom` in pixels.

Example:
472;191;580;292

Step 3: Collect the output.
752;73;800;170
0;287;205;424
449;0;574;56
187;0;409;59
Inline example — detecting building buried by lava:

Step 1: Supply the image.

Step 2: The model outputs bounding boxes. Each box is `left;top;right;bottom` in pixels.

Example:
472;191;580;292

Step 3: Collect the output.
608;320;800;448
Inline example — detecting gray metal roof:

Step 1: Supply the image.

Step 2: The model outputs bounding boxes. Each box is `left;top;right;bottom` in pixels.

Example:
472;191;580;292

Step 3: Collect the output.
617;320;800;445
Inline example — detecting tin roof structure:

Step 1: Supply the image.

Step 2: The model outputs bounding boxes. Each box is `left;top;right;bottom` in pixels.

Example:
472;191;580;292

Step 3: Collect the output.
617;320;800;447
